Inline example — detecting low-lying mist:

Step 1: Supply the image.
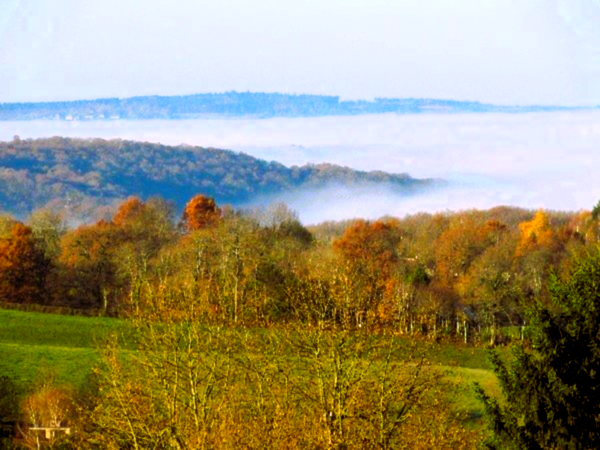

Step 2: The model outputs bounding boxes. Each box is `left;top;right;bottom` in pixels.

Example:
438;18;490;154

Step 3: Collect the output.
246;175;544;225
2;110;599;223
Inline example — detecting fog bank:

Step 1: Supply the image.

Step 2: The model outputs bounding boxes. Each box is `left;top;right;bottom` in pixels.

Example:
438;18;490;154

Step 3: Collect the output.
1;111;599;223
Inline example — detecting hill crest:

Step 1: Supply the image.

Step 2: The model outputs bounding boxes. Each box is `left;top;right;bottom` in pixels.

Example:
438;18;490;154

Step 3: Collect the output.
0;91;586;121
0;136;442;217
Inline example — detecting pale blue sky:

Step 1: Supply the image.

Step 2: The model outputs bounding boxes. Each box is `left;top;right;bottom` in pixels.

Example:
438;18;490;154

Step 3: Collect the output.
1;0;599;105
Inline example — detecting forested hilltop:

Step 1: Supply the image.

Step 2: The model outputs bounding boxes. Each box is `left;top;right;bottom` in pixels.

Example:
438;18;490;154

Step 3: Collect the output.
0;136;438;217
0;91;584;120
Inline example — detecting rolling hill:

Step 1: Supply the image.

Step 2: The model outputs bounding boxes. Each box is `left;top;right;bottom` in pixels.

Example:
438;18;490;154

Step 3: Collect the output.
0;92;585;121
0;136;442;217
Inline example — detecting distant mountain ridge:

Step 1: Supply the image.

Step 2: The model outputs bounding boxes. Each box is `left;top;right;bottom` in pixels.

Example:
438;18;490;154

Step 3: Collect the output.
0;92;588;121
0;137;442;217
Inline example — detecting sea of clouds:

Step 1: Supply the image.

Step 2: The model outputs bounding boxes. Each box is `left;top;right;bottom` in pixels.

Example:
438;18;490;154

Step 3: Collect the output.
1;111;599;224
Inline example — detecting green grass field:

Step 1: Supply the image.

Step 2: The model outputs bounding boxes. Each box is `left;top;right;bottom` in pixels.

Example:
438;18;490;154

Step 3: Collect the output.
0;309;123;388
0;308;504;433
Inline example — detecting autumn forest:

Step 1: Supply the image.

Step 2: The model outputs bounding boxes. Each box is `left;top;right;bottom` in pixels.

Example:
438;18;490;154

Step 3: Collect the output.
1;150;600;447
4;0;600;444
1;193;594;331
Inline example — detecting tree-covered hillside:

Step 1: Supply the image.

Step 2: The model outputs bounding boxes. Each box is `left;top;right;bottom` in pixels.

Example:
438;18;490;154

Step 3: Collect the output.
0;136;439;216
0;91;582;120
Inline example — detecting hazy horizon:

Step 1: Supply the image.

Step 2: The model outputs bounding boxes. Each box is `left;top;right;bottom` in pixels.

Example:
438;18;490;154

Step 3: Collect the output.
0;91;592;109
2;1;600;106
1;111;598;224
3;0;600;222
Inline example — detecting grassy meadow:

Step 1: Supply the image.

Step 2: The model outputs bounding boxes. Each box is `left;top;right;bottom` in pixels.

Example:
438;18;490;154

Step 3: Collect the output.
0;309;121;388
0;310;508;448
0;309;506;430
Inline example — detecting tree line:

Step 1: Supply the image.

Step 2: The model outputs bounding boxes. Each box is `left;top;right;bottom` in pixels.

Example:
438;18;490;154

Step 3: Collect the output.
0;92;576;121
3;195;600;448
1;194;597;341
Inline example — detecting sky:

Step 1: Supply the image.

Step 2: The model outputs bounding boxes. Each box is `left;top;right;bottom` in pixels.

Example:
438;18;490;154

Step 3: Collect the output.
1;0;600;106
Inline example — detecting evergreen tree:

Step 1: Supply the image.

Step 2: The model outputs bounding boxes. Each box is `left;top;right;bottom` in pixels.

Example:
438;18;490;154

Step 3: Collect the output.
477;248;600;449
591;199;600;221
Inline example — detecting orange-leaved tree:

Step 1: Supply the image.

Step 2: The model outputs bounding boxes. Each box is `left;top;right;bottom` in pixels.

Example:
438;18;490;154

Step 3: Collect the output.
57;220;120;310
434;218;506;290
181;195;221;231
333;219;402;326
333;219;401;280
111;196;146;228
0;223;51;304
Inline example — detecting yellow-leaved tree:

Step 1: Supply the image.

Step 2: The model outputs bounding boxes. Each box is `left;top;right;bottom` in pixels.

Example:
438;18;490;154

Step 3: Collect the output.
515;210;554;257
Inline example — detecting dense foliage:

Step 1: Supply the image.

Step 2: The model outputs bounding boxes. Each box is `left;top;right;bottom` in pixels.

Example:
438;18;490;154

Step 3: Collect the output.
0;223;50;305
0;310;485;449
0;194;594;340
0;137;437;217
0;193;598;448
477;248;600;449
